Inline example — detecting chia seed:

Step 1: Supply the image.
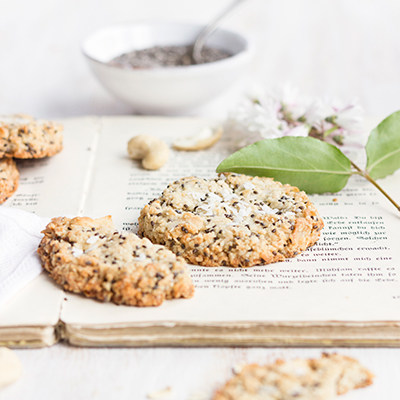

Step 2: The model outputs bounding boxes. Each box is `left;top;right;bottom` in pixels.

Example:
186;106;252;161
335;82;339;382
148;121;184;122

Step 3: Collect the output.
108;45;232;69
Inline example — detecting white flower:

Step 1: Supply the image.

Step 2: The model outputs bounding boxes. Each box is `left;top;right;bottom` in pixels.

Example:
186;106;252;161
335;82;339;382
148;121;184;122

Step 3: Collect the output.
284;124;310;137
305;99;333;125
274;82;301;106
273;82;310;120
229;97;282;141
329;97;348;113
227;83;363;148
245;83;268;103
252;104;281;138
335;103;364;134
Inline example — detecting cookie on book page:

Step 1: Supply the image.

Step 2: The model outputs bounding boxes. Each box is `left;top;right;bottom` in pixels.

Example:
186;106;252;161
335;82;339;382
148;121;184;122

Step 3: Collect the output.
213;353;374;400
0;158;19;204
138;173;323;268
0;115;63;159
38;216;194;307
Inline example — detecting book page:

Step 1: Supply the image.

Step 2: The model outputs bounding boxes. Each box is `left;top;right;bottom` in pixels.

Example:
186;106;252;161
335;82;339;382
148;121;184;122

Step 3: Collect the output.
0;117;99;332
82;116;228;229
61;116;400;326
4;116;99;216
0;274;62;327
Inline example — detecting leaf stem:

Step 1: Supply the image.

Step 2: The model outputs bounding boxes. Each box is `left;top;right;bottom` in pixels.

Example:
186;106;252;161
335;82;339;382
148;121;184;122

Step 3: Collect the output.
351;161;400;212
350;161;363;173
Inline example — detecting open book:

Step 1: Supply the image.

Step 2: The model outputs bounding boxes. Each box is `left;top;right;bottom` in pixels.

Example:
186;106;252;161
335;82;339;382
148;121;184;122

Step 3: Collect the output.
1;116;399;348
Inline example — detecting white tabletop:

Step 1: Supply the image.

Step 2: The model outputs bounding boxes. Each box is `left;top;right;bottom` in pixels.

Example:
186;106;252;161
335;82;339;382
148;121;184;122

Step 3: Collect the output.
1;0;400;398
1;346;398;399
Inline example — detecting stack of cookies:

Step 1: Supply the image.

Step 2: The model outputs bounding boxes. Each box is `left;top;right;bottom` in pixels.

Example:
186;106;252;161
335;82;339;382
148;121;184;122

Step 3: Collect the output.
0;115;63;203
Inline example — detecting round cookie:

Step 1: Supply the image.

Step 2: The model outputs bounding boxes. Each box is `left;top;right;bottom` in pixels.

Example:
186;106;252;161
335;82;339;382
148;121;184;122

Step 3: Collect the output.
138;173;324;268
38;216;194;307
0;158;19;204
0;115;63;159
213;354;374;400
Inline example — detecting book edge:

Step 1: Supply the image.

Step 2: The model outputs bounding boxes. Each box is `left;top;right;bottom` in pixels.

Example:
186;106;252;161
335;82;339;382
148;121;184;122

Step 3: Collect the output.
0;324;60;348
62;320;400;347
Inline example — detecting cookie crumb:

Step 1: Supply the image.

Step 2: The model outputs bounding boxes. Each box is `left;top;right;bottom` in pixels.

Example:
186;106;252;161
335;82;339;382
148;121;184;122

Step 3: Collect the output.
147;386;174;399
232;363;246;374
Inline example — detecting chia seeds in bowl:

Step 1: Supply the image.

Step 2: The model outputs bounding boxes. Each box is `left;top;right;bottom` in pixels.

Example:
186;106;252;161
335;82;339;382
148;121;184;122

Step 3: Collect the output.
108;45;232;69
83;21;253;113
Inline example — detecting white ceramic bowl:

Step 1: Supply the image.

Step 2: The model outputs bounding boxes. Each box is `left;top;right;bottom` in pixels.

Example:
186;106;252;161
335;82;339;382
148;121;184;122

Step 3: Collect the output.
82;21;254;114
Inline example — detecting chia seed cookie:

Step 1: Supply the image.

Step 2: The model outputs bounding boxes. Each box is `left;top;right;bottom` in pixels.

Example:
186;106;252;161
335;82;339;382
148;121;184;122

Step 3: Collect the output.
0;115;63;159
0;158;19;204
138;173;324;268
38;216;194;307
213;353;374;400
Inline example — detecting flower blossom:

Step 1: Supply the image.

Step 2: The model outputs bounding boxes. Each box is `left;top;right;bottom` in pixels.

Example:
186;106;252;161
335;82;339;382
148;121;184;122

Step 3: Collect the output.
228;83;364;147
335;102;364;134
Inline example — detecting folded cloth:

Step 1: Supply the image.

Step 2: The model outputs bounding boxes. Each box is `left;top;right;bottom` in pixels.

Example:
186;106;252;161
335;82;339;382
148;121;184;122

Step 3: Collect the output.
0;207;50;307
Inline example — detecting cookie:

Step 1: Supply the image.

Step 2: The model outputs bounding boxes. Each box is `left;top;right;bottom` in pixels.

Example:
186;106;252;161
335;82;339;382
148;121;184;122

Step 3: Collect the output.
213;353;374;400
0;115;63;158
0;158;19;204
138;173;323;268
38;216;194;307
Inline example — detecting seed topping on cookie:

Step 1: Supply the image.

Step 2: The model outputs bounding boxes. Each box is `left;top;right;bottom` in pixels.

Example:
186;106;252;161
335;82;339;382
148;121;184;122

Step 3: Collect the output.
0;115;63;159
38;216;194;307
139;173;324;268
213;353;374;400
0;158;19;204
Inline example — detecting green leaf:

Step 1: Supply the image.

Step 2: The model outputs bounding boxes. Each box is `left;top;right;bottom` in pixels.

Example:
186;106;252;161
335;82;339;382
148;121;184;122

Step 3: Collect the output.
216;137;352;194
366;110;400;180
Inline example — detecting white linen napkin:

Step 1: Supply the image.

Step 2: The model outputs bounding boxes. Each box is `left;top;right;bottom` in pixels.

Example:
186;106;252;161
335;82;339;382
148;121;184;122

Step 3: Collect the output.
0;207;50;306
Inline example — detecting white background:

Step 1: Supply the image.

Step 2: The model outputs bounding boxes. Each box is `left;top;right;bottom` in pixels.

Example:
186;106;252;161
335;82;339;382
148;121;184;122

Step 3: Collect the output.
1;0;400;399
1;0;400;118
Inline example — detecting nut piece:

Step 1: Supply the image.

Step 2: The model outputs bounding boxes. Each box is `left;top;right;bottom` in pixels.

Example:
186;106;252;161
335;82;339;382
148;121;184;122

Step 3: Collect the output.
147;387;174;399
0;347;22;388
173;126;223;151
127;135;169;170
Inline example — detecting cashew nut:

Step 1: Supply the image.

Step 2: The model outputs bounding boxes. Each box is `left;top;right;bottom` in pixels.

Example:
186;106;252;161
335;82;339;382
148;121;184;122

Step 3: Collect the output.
127;135;169;170
173;126;223;151
0;347;22;389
